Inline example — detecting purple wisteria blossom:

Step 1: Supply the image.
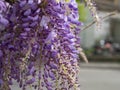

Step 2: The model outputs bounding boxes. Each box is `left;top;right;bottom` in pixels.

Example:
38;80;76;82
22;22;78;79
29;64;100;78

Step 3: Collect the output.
0;0;81;90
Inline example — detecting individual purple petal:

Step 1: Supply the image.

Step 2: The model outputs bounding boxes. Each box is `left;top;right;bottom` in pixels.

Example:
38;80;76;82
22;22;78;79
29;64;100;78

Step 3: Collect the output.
26;78;35;84
45;31;57;44
0;79;3;85
28;15;39;21
24;9;31;16
28;0;34;4
48;71;55;80
49;61;58;69
0;16;9;26
44;69;48;78
19;1;27;7
0;50;3;57
29;66;35;75
20;32;27;39
40;16;50;27
45;81;52;86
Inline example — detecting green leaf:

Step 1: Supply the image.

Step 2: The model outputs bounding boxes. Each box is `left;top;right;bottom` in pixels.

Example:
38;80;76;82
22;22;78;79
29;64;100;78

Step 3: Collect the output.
78;3;88;22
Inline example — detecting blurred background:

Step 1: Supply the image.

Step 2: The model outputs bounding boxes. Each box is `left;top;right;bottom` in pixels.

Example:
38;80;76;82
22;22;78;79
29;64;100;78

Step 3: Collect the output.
77;0;120;90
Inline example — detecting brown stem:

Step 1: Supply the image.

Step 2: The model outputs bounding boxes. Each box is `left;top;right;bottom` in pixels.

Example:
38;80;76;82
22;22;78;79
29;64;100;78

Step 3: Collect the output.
82;11;118;31
39;0;48;8
2;54;11;90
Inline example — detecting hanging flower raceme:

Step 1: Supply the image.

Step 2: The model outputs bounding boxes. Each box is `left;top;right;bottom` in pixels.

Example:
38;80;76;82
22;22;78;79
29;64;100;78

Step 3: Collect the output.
0;0;81;90
0;1;10;90
0;0;9;31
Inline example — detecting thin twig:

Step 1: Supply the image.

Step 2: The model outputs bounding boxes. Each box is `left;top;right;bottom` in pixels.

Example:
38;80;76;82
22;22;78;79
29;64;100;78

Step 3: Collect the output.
82;11;118;31
78;48;88;63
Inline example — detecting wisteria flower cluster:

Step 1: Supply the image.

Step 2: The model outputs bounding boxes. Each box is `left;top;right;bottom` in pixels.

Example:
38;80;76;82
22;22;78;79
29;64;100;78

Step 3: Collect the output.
0;0;81;90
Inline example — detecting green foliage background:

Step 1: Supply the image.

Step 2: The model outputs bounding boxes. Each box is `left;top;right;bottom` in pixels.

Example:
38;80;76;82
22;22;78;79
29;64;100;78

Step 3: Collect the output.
76;0;88;22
